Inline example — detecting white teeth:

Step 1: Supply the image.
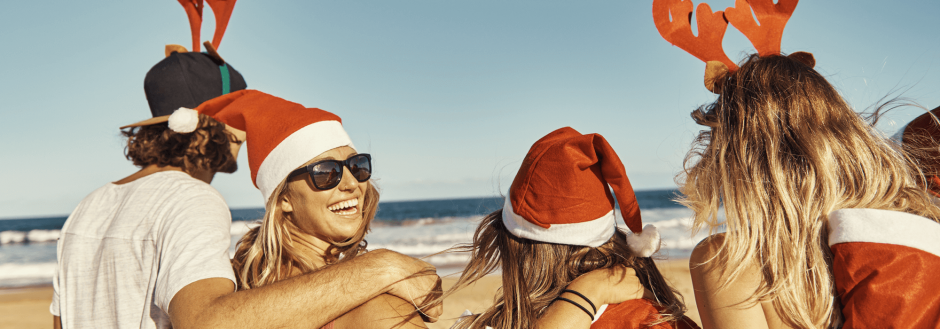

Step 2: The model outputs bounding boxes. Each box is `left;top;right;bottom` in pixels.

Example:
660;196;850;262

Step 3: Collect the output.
328;199;359;212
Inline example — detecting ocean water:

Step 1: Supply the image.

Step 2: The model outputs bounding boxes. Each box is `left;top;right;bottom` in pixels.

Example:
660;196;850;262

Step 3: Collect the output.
0;189;715;288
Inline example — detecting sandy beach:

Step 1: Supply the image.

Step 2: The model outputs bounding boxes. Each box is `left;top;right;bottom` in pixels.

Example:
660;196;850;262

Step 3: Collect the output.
0;285;53;328
4;259;696;329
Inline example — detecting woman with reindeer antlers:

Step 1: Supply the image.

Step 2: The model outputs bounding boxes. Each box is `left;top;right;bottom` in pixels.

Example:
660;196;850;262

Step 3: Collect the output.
653;0;940;328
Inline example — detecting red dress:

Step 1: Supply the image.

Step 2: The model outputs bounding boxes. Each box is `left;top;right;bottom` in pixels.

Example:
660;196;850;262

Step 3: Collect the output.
590;299;700;329
828;209;940;329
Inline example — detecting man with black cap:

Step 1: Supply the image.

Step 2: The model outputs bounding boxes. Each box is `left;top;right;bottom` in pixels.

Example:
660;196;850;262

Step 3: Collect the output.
50;48;443;328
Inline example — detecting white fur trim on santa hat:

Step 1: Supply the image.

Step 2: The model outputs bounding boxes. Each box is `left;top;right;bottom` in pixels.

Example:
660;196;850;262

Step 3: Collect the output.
501;196;616;247
168;107;199;133
257;120;355;205
829;208;940;257
625;225;661;257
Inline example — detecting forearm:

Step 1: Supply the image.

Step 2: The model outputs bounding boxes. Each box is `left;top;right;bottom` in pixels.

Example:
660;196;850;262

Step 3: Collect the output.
173;250;411;328
535;300;594;329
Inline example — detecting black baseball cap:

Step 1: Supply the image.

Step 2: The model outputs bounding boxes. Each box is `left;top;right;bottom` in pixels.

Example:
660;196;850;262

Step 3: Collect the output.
121;51;247;128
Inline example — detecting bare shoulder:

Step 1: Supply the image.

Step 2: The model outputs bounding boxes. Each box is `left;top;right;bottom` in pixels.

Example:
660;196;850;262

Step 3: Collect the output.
688;233;775;329
690;233;725;266
333;293;427;329
689;232;761;296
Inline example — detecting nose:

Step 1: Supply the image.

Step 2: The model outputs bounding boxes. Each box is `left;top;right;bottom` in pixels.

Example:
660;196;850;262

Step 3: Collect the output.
336;165;359;192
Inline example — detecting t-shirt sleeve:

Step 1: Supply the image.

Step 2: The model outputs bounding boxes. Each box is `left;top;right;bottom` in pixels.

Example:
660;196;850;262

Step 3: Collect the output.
50;257;60;316
153;188;236;313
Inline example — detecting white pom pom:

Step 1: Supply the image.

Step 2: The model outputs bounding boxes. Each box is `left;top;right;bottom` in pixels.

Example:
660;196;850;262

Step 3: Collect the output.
168;107;199;133
625;224;661;257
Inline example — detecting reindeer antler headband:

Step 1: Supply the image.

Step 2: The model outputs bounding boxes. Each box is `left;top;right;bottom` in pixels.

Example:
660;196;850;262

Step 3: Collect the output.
177;0;238;54
652;0;814;93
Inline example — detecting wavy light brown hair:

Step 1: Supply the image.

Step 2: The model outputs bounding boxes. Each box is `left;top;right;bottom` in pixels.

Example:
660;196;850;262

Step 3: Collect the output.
679;54;940;328
446;210;687;329
122;114;237;173
231;176;380;290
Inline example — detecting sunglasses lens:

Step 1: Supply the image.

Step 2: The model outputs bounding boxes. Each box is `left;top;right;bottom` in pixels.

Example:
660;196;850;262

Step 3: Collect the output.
348;155;372;182
311;162;343;189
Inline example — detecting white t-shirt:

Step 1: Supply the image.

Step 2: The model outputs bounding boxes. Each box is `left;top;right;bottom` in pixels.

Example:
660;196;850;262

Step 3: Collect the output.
50;171;236;329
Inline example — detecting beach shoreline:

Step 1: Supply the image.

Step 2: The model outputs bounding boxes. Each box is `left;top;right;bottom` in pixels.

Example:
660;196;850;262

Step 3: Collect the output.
1;259;697;329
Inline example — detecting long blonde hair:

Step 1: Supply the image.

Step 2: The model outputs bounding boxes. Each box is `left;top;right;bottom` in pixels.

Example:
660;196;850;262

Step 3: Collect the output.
447;210;688;329
679;54;940;328
231;177;380;290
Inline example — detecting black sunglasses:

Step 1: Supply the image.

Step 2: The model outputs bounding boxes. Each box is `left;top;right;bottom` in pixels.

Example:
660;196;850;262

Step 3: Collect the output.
287;154;372;190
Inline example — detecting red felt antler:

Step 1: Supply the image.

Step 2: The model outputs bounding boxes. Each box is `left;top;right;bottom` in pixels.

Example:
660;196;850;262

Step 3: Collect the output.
724;0;798;57
652;0;737;71
206;0;237;50
176;0;237;52
178;0;204;52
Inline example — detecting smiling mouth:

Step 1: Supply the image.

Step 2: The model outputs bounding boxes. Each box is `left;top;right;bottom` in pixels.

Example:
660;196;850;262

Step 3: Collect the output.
328;198;359;215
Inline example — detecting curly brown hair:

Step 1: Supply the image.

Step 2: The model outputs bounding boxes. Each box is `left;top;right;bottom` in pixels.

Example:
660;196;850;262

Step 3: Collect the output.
122;114;238;174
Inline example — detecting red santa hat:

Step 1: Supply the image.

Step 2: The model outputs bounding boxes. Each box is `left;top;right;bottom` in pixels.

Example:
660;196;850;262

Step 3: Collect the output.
503;127;661;256
169;89;355;204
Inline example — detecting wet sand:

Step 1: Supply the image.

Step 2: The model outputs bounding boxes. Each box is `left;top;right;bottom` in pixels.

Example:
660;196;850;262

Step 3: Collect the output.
1;259;697;329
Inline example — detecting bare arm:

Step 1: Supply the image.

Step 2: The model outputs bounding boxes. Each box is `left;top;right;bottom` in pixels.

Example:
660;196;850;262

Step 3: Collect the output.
168;249;442;329
333;293;427;329
53;316;60;329
535;266;650;329
690;234;785;329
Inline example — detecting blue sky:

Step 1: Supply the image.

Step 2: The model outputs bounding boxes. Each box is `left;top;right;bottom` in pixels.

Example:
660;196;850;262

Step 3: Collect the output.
1;0;938;219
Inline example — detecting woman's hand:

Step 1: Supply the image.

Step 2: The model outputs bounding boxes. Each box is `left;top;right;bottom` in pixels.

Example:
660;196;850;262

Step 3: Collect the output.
372;249;444;322
566;266;651;306
534;266;651;329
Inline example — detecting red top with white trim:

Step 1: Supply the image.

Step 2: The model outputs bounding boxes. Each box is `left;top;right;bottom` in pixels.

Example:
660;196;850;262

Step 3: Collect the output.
590;299;700;329
828;208;940;328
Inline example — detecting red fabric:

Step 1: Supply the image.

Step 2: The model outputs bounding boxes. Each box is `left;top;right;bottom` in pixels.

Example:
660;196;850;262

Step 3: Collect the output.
831;242;940;328
177;0;237;51
319;321;334;329
508;127;643;234
590;299;701;329
205;0;237;49
652;0;737;71
177;0;204;52
724;0;797;57
192;90;343;187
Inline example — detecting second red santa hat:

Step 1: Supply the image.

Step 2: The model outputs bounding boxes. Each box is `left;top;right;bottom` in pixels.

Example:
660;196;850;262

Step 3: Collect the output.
167;89;355;205
503;127;661;256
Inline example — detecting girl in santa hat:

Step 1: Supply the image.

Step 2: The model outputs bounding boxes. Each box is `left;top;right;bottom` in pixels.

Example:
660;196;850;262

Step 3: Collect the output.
446;127;700;329
175;89;440;328
652;0;940;327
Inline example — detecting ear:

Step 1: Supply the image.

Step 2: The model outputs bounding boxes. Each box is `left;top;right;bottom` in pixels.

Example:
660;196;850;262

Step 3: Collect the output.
165;44;189;57
704;61;730;94
788;51;816;68
278;192;294;214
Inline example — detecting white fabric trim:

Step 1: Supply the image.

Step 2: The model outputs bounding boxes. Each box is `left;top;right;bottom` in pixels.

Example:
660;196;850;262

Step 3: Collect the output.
593;304;608;323
256;121;354;205
501;196;615;247
829;208;940;257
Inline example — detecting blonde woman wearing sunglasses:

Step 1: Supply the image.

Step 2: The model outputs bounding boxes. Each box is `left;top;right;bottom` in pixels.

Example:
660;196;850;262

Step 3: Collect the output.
175;90;442;329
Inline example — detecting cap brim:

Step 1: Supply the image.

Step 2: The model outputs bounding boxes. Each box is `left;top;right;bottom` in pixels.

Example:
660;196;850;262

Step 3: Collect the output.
119;115;170;129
